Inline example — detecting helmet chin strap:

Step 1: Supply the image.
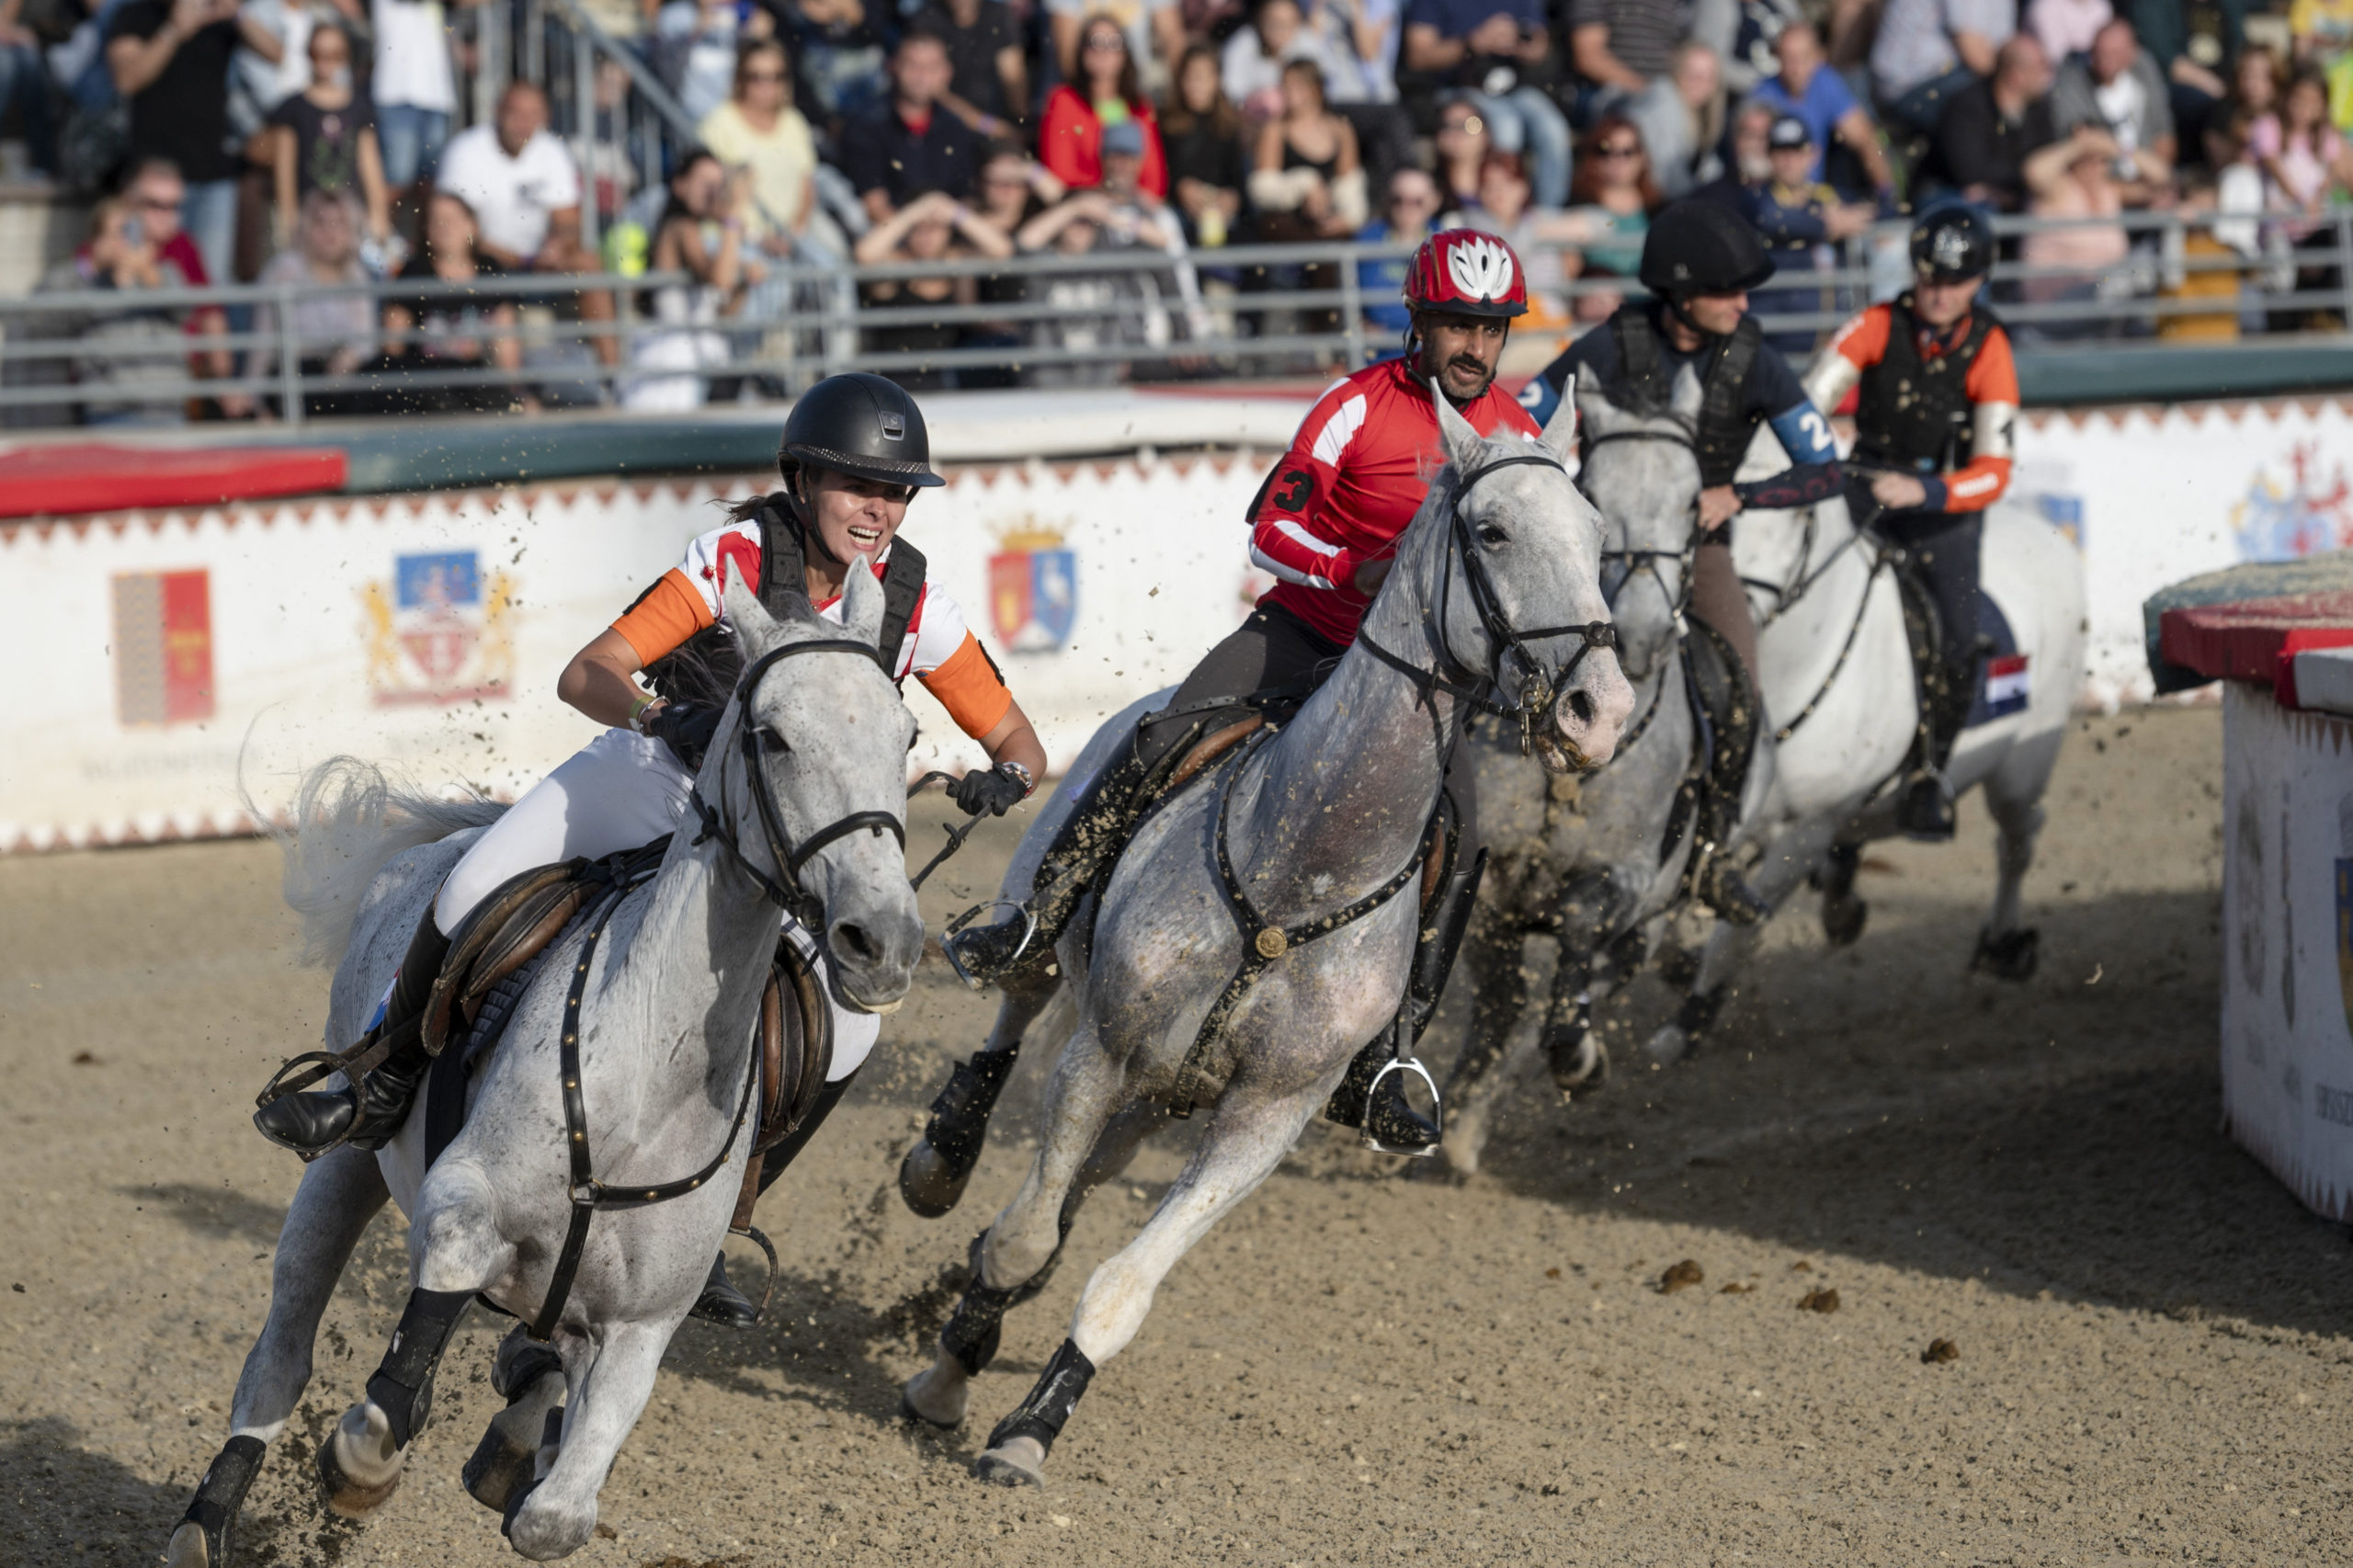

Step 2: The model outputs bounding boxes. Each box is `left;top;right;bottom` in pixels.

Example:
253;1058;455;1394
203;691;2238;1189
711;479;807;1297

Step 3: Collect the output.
783;473;851;574
1664;292;1718;340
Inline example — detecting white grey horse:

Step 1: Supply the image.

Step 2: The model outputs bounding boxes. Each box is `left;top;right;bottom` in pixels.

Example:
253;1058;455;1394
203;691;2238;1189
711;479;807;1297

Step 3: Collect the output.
167;568;923;1565
896;392;1634;1486
1438;395;2087;1172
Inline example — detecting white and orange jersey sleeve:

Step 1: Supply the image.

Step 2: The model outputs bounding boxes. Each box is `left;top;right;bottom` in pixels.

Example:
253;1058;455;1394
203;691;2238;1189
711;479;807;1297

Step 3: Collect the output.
1801;303;2018;515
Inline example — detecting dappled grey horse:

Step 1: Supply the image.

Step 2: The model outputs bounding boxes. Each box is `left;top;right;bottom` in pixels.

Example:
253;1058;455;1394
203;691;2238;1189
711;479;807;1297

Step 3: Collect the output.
896;392;1634;1487
1439;379;2088;1167
167;569;922;1565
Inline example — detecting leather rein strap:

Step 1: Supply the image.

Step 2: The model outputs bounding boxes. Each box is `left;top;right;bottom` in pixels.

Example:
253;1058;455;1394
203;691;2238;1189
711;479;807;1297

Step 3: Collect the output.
688;637;908;930
535;851;761;1343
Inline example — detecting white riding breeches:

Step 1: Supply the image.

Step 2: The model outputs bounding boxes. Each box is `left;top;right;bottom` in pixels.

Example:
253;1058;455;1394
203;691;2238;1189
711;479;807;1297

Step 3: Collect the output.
432;726;880;1079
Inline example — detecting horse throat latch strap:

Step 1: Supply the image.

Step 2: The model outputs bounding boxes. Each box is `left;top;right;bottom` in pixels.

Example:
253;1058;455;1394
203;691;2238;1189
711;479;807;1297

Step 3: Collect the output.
1164;731;1435;1117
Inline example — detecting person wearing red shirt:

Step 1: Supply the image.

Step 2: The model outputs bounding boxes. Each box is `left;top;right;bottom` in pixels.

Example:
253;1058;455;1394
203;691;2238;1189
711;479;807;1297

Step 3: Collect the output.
1805;206;2019;839
1038;13;1169;195
944;230;1539;1148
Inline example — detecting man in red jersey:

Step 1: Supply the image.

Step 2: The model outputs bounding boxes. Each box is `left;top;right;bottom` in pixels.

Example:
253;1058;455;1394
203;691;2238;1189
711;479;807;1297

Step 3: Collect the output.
1805;204;2018;840
946;230;1540;1146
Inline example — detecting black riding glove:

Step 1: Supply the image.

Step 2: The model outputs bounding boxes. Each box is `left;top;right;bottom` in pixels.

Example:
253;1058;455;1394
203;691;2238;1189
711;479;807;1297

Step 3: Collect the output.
645;700;723;772
951;764;1029;817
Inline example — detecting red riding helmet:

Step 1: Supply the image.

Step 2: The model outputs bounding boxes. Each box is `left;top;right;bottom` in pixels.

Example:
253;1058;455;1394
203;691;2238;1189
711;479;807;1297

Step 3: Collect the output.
1402;229;1529;318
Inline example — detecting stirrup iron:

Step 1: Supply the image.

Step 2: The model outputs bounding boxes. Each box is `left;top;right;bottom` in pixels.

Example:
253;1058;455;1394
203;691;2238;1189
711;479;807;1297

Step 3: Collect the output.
939;900;1040;991
1360;1055;1442;1157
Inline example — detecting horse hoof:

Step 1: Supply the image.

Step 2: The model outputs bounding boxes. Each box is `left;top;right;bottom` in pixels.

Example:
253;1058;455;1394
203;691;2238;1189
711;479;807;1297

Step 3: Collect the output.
164;1521;215;1568
316;1402;402;1519
463;1422;538;1515
1544;1030;1608;1095
503;1487;593;1562
972;1437;1047;1487
898;1139;972;1220
1644;1025;1692;1066
901;1359;969;1429
1972;926;2040;983
899;1392;961;1430
1822;894;1868;948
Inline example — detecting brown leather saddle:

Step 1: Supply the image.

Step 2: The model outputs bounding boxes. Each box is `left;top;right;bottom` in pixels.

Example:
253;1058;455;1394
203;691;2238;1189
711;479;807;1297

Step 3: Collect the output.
419;849;835;1239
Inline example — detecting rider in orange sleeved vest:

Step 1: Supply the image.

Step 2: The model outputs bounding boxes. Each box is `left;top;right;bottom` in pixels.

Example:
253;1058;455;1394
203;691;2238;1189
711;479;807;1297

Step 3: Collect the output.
943;229;1543;1151
1804;206;2018;840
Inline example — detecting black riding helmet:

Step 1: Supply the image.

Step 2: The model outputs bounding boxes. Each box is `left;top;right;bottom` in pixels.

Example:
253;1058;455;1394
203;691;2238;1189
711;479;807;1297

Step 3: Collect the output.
777;371;946;489
1638;200;1778;299
1910;204;1995;282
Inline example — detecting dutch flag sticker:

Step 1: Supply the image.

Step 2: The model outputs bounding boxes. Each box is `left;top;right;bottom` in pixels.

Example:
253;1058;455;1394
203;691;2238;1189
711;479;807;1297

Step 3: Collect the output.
1982;653;2030;719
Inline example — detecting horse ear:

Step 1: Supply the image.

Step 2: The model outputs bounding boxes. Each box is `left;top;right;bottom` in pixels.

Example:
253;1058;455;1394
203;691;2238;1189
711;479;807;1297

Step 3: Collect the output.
1668;362;1705;426
720;560;787;663
1540;371;1581;464
838;554;889;650
1431;381;1487;475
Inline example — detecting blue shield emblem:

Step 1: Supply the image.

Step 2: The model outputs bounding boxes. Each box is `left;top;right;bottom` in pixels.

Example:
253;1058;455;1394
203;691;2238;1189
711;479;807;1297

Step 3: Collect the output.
989;545;1077;652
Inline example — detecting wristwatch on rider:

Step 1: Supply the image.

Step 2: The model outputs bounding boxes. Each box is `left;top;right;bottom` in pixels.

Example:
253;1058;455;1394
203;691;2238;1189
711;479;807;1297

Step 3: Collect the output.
631;694;666;734
996;759;1035;797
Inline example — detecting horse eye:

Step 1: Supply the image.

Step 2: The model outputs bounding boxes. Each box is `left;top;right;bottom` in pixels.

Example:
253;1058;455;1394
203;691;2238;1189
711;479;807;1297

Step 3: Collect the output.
1478;524;1508;545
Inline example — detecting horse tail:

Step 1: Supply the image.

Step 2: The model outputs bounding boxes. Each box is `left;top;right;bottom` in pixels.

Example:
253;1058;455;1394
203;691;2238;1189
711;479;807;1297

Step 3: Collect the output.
248;756;508;965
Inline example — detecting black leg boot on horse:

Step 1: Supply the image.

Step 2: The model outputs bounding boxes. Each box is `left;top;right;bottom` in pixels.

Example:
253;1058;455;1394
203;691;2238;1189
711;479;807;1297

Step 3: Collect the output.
1897;653;1980;840
1891;514;1986;842
254;907;450;1156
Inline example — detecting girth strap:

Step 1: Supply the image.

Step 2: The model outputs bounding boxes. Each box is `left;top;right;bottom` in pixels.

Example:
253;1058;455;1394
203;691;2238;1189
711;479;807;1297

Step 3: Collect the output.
1165;731;1432;1117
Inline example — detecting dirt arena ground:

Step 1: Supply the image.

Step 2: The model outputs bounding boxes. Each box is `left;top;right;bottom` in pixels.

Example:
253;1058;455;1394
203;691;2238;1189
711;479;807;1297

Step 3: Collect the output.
6;703;2349;1567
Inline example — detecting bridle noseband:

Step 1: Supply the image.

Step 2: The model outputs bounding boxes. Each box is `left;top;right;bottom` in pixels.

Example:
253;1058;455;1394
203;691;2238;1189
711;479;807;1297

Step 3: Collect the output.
1361;449;1619;759
688;636;908;931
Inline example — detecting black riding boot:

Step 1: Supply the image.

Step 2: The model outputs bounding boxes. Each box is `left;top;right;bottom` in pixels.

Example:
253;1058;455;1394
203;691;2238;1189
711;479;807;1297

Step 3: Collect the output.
943;746;1156;987
1897;656;1978;841
1690;644;1770;926
1326;847;1489;1153
689;1253;759;1328
255;909;449;1156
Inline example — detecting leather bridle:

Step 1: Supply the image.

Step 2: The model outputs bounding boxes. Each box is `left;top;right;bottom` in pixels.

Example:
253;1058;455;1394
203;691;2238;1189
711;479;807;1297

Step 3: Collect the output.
1359;449;1619;759
688;636;908;932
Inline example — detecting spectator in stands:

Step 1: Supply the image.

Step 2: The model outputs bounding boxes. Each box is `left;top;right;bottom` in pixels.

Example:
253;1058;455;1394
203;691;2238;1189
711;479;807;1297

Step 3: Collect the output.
1222;0;1348;121
107;0;247;284
2029;0;2109;64
2251;68;2352;244
657;0;769;126
256;188;375;416
1870;0;2016;132
623;147;766;409
1567;0;1686;106
105;156;252;412
1250;58;1365;237
843;31;985;222
268;22;391;253
1751;22;1895;201
1321;0;1405;104
1404;0;1568;208
1693;0;1805;96
1688;96;1777;205
1919;32;2056;209
2123;0;2236;158
912;0;1027;140
42;196;193;425
437;83;618;367
1358;163;1438;340
1162;42;1248;245
1040;13;1169;195
1431;92;1491;215
2020;126;2129;333
227;0;316;140
961;142;1060;382
700;40;835;261
2157;157;2255;340
2051;16;2175;201
371;0;462;189
1047;0;1183;93
769;0;888;137
2289;0;2353;68
853;187;1015;389
0;0;57;177
369;190;530;413
1557;110;1662;319
1464;151;1585;317
1743;114;1873;350
1624;40;1725;199
2223;40;2279;131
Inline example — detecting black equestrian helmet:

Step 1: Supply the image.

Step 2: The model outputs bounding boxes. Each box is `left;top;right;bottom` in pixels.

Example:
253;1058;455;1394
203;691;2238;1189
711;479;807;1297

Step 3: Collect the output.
1910;204;1995;282
1638;200;1778;297
778;372;947;489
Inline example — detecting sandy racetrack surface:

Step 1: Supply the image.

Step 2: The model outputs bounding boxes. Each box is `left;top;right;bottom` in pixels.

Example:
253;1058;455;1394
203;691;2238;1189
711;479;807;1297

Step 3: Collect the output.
6;704;2350;1566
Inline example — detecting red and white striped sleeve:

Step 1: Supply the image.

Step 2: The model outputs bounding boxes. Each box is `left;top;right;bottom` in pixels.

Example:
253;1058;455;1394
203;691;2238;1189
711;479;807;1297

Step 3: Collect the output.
1247;382;1370;592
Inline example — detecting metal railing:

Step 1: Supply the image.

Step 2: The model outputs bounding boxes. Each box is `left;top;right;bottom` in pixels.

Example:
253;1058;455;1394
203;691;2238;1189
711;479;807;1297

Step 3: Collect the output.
1;210;2347;428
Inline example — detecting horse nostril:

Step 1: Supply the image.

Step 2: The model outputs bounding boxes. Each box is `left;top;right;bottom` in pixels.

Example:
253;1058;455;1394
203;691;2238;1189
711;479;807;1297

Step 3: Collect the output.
1567;690;1596;726
831;921;882;967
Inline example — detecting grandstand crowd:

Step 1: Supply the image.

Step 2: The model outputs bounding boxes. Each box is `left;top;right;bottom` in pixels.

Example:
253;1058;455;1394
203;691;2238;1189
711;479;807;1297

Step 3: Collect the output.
6;0;2350;419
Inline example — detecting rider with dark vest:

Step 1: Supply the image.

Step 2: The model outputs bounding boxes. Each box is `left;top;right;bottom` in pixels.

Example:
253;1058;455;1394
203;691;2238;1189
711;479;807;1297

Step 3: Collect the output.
1520;200;1844;922
1803;205;2017;840
941;228;1545;1153
252;372;1049;1323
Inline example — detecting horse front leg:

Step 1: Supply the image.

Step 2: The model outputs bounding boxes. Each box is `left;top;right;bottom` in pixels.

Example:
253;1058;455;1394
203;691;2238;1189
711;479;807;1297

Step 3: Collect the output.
1972;786;2047;982
503;1321;668;1562
900;962;1063;1218
166;1146;389;1568
903;1013;1125;1429
971;1077;1318;1487
1438;917;1533;1178
1646;814;1843;1066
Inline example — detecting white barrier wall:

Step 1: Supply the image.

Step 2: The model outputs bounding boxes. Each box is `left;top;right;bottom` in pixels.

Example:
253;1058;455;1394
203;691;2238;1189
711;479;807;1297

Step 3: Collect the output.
1;456;1269;850
4;388;2349;850
2220;682;2353;1220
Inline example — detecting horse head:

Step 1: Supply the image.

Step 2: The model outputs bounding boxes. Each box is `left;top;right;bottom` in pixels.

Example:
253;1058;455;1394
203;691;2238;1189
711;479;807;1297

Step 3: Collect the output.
713;562;924;1015
1573;365;1705;681
1422;380;1634;772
